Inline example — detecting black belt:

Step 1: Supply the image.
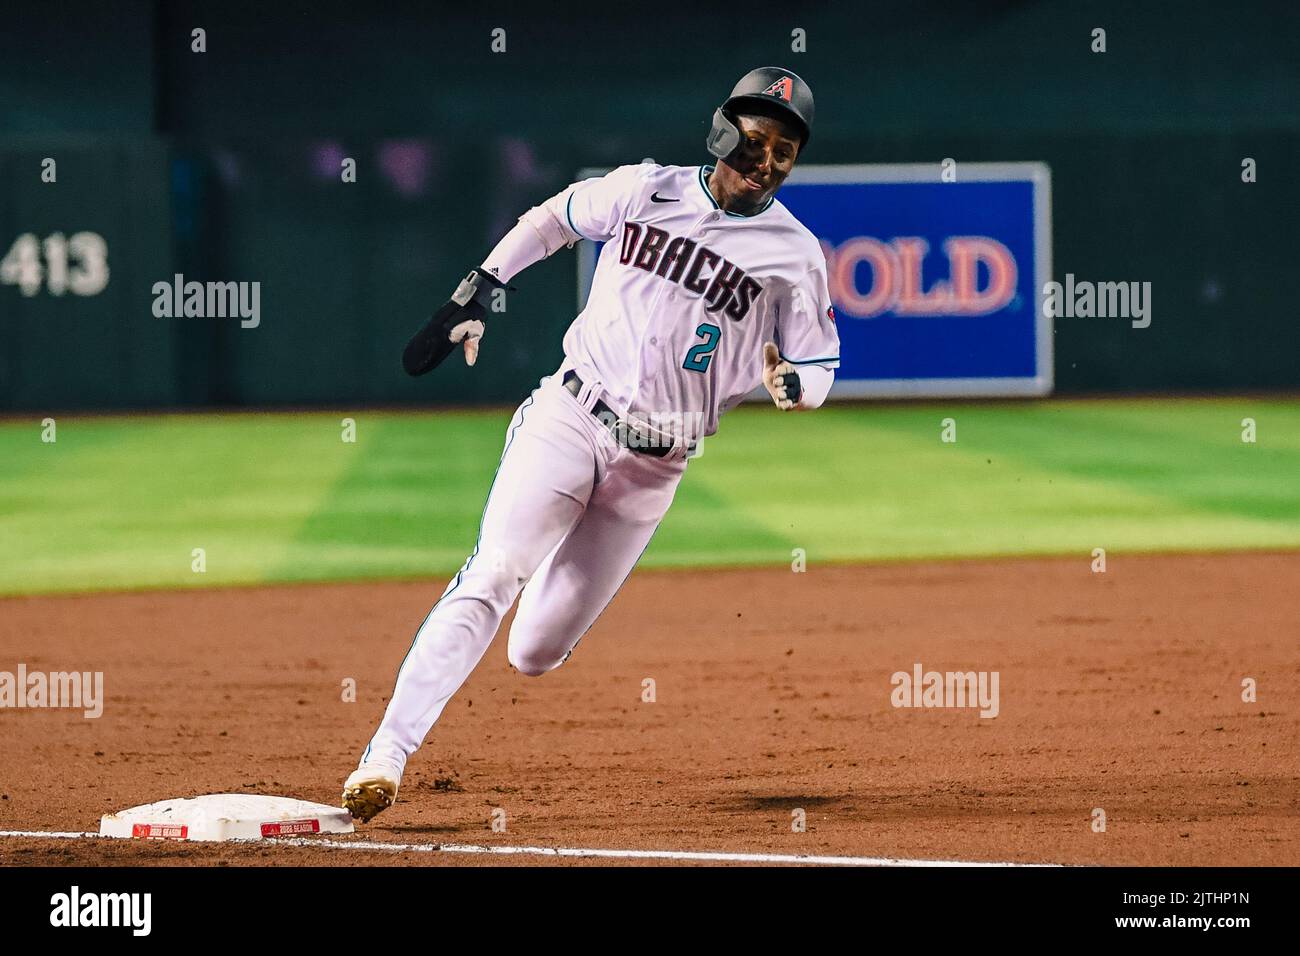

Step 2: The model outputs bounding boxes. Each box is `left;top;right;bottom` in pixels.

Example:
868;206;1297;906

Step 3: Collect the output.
562;371;683;458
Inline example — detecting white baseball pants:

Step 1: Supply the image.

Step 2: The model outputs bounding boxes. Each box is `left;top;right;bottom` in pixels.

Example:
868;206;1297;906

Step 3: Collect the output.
361;370;687;773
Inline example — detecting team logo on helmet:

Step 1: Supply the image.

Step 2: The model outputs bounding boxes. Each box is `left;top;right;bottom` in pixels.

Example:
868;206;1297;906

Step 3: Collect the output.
761;76;794;102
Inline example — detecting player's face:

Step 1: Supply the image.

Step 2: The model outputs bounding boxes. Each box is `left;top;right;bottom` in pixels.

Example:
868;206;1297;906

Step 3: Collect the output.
717;113;801;212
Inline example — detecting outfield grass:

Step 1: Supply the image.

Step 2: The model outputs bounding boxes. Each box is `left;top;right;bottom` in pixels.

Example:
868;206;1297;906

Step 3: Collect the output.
1;397;1297;595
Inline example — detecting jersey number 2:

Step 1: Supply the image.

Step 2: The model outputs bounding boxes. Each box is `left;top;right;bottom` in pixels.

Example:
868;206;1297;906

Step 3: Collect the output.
682;323;720;373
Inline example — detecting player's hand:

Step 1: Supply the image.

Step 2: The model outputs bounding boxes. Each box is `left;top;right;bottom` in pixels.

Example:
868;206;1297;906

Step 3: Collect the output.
762;342;803;410
451;313;485;367
401;268;507;376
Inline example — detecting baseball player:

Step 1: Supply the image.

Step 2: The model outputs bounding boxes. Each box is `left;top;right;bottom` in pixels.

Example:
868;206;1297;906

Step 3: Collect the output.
343;67;839;822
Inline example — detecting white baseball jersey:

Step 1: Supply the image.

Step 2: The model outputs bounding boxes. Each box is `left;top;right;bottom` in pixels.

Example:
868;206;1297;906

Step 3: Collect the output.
555;162;840;440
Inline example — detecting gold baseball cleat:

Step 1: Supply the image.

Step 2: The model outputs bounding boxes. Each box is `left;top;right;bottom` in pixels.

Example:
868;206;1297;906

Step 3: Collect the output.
342;765;401;823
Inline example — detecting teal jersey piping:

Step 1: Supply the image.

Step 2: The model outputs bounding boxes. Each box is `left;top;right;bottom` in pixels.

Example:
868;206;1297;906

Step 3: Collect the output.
566;192;592;241
697;165;775;218
779;352;841;367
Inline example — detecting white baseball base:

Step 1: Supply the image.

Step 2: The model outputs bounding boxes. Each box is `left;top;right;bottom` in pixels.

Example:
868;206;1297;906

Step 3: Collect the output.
99;794;354;841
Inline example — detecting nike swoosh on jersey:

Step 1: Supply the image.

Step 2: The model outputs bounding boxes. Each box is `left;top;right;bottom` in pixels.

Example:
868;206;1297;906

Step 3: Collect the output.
649;192;680;203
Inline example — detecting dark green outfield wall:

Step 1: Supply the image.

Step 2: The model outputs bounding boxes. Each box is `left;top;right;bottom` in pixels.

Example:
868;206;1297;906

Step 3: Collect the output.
2;1;1296;410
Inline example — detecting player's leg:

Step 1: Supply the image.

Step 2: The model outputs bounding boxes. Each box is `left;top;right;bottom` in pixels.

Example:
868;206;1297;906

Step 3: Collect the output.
356;377;606;783
506;449;686;675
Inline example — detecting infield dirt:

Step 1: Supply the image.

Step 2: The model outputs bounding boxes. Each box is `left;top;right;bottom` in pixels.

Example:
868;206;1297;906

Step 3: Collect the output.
1;552;1296;866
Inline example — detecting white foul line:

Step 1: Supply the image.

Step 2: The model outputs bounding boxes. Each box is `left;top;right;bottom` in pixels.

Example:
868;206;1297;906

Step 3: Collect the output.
0;829;1057;867
268;836;1057;866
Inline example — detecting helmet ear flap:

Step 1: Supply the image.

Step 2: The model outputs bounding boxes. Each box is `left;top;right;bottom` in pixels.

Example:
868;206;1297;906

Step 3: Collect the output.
706;106;740;160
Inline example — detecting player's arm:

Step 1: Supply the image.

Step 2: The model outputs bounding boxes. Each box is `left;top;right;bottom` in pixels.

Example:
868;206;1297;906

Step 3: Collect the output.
402;165;650;377
762;259;841;410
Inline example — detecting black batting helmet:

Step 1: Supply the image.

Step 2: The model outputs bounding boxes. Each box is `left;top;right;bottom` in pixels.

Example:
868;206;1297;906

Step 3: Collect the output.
706;67;815;159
